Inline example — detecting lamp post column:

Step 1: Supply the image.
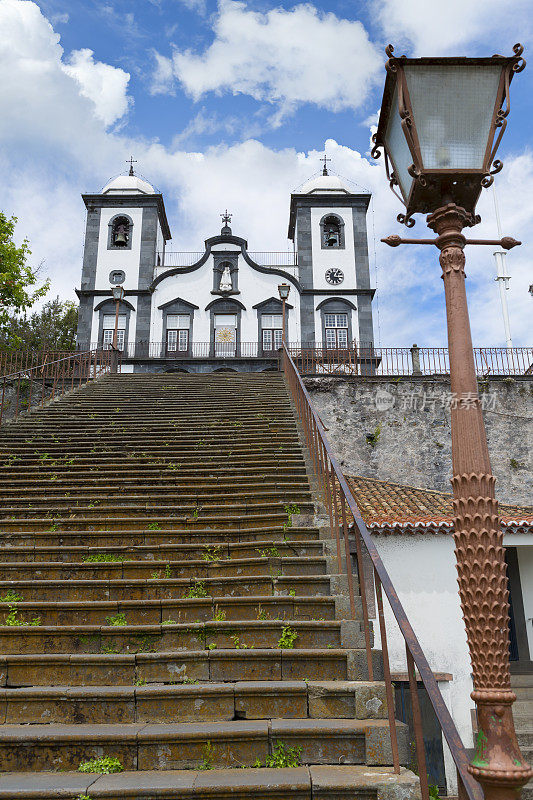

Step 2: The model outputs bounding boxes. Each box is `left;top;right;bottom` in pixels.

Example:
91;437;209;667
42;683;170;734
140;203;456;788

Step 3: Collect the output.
427;202;531;800
282;298;286;345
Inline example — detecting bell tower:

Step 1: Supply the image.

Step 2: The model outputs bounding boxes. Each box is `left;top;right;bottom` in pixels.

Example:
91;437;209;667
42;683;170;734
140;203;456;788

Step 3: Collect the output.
288;165;375;347
76;166;171;352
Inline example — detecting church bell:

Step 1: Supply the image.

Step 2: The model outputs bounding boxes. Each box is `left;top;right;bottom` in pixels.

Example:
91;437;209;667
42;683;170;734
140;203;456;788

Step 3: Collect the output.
114;228;128;246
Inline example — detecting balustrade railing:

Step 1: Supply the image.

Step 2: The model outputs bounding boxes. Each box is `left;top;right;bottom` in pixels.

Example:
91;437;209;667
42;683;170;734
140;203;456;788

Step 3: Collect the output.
0;350;113;425
282;342;482;800
155;251;298;269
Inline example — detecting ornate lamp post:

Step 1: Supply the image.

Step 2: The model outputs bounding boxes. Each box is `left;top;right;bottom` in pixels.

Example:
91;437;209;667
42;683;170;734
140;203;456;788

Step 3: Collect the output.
372;44;531;800
278;283;291;344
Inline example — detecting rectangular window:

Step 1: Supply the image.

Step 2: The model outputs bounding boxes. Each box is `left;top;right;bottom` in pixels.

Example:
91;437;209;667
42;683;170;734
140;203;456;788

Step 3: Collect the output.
166;314;190;353
262;314;283;351
324;312;348;349
102;315;126;351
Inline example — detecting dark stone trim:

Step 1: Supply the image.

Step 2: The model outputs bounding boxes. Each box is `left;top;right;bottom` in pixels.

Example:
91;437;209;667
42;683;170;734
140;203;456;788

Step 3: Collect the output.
253;297;293;310
76;289;151;297
316;297;357;311
107;213;133;251
158;297;199;311
319;212;345;250
205;297;246;312
288;193;371;240
301;288;375;298
96;300;132;350
213;253;239;292
205;234;248;249
82;193;171;240
94;297;136;312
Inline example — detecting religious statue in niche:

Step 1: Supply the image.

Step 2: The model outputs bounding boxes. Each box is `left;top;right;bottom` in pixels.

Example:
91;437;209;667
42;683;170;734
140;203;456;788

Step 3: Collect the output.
219;264;233;291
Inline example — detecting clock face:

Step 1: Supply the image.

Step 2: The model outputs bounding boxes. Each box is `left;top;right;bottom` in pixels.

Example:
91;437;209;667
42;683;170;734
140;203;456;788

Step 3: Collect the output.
325;268;344;286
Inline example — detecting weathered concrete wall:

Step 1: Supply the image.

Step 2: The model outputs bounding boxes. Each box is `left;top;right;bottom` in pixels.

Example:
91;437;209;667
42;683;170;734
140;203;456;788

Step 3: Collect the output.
305;376;533;506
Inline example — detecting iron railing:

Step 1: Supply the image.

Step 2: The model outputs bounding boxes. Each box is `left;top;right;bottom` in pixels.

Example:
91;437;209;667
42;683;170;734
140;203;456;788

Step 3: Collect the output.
282;342;482;800
0;350;114;425
155;251;298;268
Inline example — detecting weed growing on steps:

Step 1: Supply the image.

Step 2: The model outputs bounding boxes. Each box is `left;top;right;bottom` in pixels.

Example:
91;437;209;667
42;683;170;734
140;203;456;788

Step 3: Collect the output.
259;546;280;558
198;741;215;770
134;678;147;686
76;795;93;800
202;545;224;562
256;605;270;620
1;590;24;604
148;522;161;530
78;756;124;774
212;606;226;621
162;619;177;626
253;741;302;769
231;635;248;650
105;612;127;626
284;503;300;528
4;607;41;626
83;553;124;563
277;626;298;649
288;589;296;597
186;580;209;599
165;563;172;579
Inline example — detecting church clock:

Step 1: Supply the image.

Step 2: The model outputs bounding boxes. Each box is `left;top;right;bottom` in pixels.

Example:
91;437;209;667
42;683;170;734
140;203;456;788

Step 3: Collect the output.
325;268;344;286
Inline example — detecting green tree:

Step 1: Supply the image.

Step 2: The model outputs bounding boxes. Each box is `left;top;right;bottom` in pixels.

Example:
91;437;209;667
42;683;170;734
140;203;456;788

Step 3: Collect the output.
0;212;49;336
0;297;78;351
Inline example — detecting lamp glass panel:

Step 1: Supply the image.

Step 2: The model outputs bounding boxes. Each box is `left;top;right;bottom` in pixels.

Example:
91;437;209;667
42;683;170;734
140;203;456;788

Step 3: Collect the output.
404;64;502;170
384;83;415;202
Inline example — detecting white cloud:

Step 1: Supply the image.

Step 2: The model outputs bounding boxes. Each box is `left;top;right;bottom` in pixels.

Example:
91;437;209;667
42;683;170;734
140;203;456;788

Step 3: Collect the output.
372;0;533;56
62;48;131;127
150;50;175;95
152;0;382;119
0;0;531;349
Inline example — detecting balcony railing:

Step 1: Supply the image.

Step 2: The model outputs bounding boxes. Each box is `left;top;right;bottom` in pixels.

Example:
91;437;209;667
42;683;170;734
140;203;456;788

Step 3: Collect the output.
73;343;533;377
154;251;298;274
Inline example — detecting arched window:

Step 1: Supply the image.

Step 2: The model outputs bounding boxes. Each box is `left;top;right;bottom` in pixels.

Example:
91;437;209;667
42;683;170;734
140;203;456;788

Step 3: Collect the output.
111;216;130;247
320;214;345;249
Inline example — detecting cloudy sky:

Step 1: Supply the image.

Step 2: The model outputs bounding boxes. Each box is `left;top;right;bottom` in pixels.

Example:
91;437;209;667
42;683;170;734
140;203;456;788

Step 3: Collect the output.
1;0;532;346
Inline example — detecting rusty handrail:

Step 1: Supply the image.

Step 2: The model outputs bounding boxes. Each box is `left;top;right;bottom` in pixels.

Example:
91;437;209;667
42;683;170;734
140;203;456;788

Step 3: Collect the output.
0;349;114;425
282;342;482;800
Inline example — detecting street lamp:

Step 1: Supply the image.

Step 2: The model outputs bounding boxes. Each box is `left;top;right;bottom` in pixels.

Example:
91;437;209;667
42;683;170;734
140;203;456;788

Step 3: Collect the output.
372;44;531;800
278;283;290;345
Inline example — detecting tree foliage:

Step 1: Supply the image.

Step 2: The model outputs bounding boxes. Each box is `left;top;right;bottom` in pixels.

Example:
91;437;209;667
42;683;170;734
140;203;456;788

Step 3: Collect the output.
0;297;78;351
0;212;49;329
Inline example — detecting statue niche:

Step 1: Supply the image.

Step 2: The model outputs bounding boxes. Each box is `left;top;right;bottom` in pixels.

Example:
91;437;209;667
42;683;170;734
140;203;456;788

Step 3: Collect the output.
219;263;233;292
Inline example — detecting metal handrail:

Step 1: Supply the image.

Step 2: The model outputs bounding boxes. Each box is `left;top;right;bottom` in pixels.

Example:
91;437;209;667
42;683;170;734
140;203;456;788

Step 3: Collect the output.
282;342;482;800
0;349;113;425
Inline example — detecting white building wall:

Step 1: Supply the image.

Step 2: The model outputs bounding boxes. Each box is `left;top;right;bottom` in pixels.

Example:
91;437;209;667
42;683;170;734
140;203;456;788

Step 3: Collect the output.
370;533;474;795
150;254;300;346
310;207;356;290
94;207;144;291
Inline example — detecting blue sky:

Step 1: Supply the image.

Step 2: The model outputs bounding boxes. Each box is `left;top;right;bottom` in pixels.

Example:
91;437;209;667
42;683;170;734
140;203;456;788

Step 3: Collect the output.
1;0;532;347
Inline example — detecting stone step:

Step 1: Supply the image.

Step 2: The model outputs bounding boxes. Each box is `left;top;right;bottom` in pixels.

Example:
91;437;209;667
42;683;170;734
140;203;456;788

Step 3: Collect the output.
0;526;320;547
0;619;364;655
0;511;305;532
0;765;420;800
0;478;310;494
0;501;314;521
0;556;327;581
0;540;325;563
0;680;388;724
0;647;381;686
0;718;407;771
0;595;339;626
0;574;336;601
0;487;309;504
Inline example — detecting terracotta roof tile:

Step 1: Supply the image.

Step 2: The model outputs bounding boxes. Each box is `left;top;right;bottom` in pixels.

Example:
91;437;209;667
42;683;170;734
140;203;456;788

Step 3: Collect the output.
345;474;533;533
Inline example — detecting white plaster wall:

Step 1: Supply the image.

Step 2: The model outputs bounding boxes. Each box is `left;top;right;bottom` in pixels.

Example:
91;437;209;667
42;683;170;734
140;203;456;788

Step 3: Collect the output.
310;207;357;289
370;533;474;794
516;544;533;657
150;254;301;345
94;207;144;291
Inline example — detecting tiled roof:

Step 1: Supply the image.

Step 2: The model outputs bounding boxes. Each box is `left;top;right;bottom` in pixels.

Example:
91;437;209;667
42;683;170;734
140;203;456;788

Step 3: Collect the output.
345;475;533;534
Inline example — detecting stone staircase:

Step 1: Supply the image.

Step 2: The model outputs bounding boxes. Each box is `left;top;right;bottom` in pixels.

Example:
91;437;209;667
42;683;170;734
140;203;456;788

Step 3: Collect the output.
0;372;416;799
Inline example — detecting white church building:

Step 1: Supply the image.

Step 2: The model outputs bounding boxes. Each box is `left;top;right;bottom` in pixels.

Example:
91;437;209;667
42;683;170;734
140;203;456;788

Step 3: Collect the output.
76;166;376;372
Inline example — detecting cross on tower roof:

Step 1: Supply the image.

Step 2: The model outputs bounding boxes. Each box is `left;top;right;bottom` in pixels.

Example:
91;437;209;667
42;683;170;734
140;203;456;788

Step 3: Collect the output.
321;155;331;176
127;156;137;176
221;209;232;226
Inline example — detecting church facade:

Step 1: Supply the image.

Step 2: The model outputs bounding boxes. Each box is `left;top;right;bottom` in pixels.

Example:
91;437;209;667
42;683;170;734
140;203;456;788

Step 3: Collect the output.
76;168;376;372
